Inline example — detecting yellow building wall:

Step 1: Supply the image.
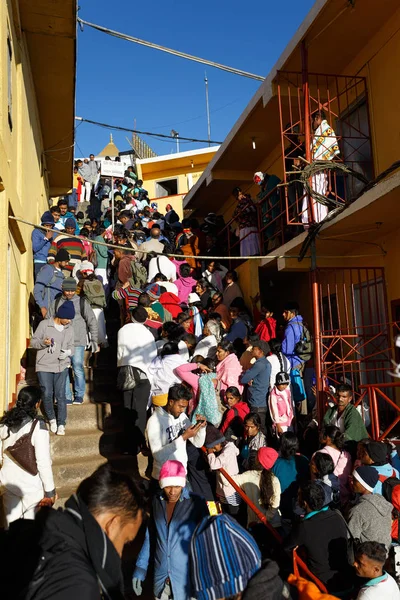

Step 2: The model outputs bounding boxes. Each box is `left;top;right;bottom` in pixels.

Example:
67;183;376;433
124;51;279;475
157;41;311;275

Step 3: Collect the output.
342;7;400;174
137;159;217;222
236;259;261;311
0;1;51;412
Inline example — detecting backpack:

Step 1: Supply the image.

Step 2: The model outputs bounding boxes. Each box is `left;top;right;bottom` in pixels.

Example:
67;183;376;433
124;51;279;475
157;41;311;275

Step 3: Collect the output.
292;321;313;362
82;279;106;309
380;472;400;542
129;260;147;289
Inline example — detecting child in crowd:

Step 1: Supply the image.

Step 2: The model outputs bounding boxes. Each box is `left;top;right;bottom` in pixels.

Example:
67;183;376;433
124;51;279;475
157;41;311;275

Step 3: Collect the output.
318;425;352;504
205;425;241;517
268;371;294;436
240;413;267;471
310;452;341;508
219;386;250;440
76;261;108;349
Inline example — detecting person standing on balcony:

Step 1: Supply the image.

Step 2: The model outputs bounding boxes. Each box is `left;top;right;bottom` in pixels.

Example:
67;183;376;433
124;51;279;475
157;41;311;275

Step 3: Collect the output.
232;187;260;256
323;383;368;457
302;109;340;225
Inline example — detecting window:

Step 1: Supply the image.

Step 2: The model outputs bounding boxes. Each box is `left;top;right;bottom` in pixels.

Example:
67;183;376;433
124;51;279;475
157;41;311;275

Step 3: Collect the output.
155;178;178;197
7;30;13;130
336;98;373;197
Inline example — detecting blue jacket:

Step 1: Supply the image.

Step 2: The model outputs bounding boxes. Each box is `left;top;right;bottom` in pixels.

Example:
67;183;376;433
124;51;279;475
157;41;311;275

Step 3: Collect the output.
282;315;304;368
372;463;400;495
32;227;54;263
133;488;208;599
226;317;248;343
33;264;64;309
240;356;271;408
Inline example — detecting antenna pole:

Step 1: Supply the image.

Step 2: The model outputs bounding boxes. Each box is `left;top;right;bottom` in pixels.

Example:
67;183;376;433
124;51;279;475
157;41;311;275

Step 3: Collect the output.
205;72;211;146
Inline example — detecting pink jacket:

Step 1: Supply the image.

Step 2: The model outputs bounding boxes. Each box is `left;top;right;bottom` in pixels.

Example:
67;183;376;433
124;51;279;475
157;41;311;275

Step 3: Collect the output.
314;445;352;504
216;353;243;399
175;276;196;304
207;441;240;499
175;363;199;413
268;387;294;428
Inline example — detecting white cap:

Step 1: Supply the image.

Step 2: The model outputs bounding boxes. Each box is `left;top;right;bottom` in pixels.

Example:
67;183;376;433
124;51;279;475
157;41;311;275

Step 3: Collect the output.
188;292;201;304
80;261;94;272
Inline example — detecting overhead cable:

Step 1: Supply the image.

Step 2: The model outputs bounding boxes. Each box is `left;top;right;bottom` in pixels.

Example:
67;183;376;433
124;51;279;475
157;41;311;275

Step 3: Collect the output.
77;18;265;82
75;116;223;144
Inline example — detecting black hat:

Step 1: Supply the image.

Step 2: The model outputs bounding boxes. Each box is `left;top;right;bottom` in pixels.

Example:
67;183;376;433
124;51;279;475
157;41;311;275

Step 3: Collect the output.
55;249;70;262
243;560;284;600
275;371;290;386
365;441;388;466
205;424;225;449
130;306;147;324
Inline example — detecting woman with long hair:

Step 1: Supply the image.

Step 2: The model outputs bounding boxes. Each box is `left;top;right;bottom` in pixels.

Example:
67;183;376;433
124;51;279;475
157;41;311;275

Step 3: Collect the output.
234;447;281;527
148;342;187;398
316;425;352;504
271;432;309;519
0;386;56;526
240;412;267;471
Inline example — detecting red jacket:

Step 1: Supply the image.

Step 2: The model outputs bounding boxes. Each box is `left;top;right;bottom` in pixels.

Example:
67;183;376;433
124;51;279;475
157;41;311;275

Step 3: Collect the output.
159;292;182;319
220;401;250;435
255;316;277;342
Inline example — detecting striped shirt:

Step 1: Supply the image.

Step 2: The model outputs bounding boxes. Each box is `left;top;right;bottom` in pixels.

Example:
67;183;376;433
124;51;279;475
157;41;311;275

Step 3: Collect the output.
48;236;87;272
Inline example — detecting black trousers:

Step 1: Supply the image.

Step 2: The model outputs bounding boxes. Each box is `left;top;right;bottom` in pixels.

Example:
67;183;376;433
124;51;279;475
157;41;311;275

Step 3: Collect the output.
186;442;215;501
123;379;151;454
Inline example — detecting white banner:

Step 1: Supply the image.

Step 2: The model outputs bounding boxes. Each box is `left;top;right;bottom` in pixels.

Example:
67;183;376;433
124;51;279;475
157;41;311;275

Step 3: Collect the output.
100;160;125;178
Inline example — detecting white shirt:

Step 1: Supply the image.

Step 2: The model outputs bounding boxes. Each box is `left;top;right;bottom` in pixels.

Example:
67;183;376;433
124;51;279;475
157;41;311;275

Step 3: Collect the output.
335;412;346;433
146;406;206;478
117;323;157;376
357;572;400;600
267;353;291;389
147;255;177;283
148;354;187;395
193;335;217;360
159;281;179;296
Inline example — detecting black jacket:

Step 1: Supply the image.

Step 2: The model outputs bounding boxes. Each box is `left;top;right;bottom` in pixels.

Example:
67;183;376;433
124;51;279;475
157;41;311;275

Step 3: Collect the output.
9;495;125;600
284;508;353;593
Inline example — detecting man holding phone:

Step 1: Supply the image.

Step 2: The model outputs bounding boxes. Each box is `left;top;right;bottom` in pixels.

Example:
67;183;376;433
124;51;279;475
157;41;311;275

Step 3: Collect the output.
146;384;207;493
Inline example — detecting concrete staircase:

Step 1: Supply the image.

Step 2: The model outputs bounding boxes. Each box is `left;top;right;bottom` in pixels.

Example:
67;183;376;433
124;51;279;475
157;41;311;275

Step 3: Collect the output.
51;398;109;507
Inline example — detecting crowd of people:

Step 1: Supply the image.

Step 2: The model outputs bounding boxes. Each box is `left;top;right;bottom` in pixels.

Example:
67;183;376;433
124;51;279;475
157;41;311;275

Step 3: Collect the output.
0;156;399;600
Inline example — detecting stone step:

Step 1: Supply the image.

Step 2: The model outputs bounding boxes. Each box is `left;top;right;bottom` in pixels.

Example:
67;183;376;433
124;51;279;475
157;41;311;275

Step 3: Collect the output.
50;429;103;462
65;401;110;431
52;455;107;489
53;454;149;510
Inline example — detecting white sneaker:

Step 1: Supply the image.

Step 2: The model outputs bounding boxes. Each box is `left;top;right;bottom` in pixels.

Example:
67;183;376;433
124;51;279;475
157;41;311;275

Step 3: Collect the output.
49;419;57;434
57;425;65;436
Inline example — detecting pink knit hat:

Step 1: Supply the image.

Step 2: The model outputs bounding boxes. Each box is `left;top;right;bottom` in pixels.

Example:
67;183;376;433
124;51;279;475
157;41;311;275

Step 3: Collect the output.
159;460;186;489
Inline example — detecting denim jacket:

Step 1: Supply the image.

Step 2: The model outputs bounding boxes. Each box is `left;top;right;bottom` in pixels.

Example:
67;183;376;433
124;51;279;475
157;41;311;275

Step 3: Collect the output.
133;487;208;599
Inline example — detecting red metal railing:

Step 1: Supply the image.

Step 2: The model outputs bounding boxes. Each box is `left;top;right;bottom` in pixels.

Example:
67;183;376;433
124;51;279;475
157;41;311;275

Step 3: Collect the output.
353;382;400;441
277;70;373;227
218;467;328;593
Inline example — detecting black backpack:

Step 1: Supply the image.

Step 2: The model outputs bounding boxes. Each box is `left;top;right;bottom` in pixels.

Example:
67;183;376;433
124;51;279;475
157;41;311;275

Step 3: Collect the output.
292;321;313;362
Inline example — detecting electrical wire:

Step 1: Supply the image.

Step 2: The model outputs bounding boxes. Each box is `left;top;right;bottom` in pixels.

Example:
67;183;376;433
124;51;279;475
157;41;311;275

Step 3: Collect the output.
77;18;265;82
75;116;223;144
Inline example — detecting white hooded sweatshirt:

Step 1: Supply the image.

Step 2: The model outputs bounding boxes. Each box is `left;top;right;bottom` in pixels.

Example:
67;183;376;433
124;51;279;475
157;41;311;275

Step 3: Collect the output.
145;406;206;479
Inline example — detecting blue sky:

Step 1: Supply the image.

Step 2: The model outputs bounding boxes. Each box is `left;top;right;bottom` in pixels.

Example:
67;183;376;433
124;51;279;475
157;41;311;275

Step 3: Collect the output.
75;0;315;158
